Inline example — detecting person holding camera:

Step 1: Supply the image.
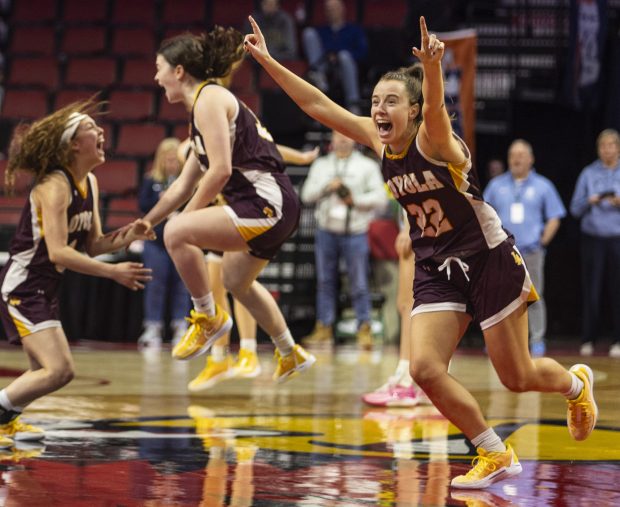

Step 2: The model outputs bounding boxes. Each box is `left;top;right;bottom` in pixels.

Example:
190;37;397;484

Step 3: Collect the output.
301;130;387;348
570;129;620;358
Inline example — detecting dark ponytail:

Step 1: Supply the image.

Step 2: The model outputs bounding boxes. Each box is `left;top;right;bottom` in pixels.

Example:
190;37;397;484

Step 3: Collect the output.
158;26;244;81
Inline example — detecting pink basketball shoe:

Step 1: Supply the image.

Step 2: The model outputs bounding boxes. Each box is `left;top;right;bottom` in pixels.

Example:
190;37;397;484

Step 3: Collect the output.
362;383;421;407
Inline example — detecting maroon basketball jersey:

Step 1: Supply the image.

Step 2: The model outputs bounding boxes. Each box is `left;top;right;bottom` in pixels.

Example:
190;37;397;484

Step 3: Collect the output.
381;134;507;262
189;83;286;203
8;167;94;280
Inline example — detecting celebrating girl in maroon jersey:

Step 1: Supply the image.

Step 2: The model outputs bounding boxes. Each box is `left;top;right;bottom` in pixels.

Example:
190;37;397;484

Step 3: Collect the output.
245;15;597;489
0;99;152;446
142;27;315;382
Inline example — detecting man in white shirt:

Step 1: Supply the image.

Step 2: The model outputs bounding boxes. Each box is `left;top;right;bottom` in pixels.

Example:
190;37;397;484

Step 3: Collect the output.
301;131;387;348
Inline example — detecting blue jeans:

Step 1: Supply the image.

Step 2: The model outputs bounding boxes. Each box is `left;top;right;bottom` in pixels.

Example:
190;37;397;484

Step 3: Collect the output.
142;242;191;323
314;229;371;326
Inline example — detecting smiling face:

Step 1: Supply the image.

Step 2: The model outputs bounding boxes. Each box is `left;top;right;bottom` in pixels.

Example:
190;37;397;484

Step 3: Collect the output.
155;54;184;104
371;79;420;152
71;116;105;169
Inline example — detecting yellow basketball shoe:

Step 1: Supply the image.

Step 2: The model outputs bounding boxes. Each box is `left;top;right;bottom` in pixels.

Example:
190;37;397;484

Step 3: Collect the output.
451;444;522;489
567;363;598;441
172;306;233;360
0;418;45;441
272;344;316;383
0;435;12;449
233;349;262;378
188;355;236;392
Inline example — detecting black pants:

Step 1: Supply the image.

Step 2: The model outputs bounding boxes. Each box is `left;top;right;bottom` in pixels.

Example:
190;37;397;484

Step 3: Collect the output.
580;234;620;344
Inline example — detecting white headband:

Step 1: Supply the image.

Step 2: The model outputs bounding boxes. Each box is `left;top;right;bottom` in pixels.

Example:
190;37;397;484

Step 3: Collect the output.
60;112;88;144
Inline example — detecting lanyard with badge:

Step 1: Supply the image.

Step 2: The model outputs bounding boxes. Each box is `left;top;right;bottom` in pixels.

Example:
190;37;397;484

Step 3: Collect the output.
511;180;525;224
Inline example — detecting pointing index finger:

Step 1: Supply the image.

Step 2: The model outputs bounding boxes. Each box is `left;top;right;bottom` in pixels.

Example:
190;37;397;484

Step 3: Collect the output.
419;16;429;46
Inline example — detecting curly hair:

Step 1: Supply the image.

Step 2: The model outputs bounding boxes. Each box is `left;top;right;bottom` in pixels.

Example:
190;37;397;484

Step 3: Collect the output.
5;97;104;194
158;26;244;82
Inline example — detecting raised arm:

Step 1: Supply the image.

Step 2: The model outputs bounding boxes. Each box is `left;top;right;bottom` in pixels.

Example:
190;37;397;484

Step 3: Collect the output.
244;16;381;156
413;17;465;164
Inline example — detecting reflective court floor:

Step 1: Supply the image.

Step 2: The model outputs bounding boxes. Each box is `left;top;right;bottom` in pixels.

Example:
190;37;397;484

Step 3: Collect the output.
0;342;618;506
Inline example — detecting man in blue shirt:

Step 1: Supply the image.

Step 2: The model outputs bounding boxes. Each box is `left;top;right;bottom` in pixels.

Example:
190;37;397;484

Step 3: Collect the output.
302;0;368;113
484;140;566;357
570;129;620;358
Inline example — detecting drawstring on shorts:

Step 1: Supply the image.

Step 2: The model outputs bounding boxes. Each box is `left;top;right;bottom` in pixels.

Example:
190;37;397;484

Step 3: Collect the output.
438;257;470;282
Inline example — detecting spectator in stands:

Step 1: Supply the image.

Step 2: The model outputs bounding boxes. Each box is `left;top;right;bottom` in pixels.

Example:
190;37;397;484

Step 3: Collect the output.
486;158;505;181
300;130;386;349
302;0;367;113
569;129;620;358
484;140;566;357
144;26;316;382
137;137;191;350
0;100;152;446
245;0;297;61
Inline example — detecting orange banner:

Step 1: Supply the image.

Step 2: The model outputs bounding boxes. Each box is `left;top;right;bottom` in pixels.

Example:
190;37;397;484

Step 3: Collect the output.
436;29;477;158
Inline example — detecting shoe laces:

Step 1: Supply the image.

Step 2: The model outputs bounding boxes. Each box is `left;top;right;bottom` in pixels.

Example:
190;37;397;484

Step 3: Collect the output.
6;419;38;433
568;398;593;425
464;453;498;479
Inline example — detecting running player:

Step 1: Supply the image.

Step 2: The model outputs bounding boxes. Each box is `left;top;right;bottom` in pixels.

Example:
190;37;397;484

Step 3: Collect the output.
244;15;598;488
0;99;153;447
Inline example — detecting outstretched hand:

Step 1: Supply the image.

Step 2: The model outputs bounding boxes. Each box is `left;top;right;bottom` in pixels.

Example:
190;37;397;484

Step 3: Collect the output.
412;16;445;64
243;16;270;61
300;146;320;165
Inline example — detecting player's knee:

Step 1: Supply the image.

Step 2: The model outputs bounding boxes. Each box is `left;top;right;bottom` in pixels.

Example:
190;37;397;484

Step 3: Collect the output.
410;359;443;389
498;372;529;393
48;365;74;389
163;221;182;252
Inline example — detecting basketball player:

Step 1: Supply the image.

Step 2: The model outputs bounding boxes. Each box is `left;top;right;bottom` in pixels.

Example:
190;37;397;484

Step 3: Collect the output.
244;15;598;488
0;100;153;447
142;27;316;382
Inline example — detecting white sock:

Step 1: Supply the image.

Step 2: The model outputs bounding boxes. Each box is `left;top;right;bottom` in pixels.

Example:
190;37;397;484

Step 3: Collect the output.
0;390;16;412
563;371;585;400
192;293;215;317
471;428;506;453
240;338;256;352
393;359;411;386
271;329;294;356
211;345;227;362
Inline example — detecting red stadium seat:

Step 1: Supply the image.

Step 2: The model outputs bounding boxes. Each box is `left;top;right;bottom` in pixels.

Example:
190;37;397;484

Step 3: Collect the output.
212;0;253;28
161;0;206;25
1;89;49;120
0;160;34;196
65;58;117;87
158;94;187;122
7;57;59;88
10;27;56;56
63;0;108;23
112;0;156;25
121;58;157;88
173;123;190;142
237;92;260;116
11;0;57;22
362;0;407;28
104;197;141;230
116;124;166;156
94;160;139;196
108;90;154;121
111;28;155;57
60;27;107;55
0;196;28;226
53;90;98;110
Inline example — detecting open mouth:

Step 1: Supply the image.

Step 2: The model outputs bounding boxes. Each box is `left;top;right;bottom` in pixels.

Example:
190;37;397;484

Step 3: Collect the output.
97;139;105;153
376;121;393;134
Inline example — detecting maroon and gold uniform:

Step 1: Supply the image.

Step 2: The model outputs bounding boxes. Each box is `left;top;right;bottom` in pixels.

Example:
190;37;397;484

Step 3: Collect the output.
190;83;300;260
0;168;94;342
381;134;538;329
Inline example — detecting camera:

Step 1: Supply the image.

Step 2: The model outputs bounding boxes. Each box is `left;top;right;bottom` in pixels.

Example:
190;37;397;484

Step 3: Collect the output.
336;184;351;199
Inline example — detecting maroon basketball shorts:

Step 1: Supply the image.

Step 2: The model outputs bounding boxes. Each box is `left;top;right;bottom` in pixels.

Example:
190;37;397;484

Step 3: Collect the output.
412;239;539;330
0;260;62;344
